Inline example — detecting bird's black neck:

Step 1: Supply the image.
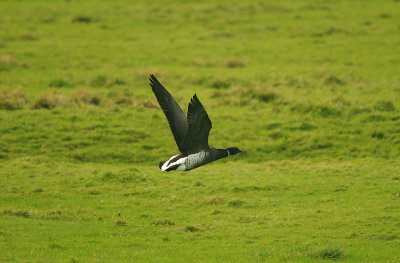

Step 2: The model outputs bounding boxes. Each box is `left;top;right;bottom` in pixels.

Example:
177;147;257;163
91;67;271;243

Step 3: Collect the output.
213;148;229;160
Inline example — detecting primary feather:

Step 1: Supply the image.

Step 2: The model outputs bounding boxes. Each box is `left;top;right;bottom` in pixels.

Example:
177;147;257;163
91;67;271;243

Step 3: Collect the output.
149;74;188;152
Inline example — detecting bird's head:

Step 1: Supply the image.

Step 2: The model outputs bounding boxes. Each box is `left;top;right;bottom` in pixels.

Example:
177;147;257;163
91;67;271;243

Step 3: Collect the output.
227;147;243;156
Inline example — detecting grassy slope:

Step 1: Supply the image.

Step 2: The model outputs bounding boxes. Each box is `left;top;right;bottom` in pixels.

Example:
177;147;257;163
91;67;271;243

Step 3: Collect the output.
1;0;400;262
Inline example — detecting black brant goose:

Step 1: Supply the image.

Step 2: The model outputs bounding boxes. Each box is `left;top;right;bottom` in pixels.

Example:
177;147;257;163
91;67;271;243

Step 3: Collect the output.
149;74;243;172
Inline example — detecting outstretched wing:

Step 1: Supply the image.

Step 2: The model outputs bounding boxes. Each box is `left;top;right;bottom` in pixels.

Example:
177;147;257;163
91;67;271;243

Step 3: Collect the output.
182;94;212;153
149;75;188;152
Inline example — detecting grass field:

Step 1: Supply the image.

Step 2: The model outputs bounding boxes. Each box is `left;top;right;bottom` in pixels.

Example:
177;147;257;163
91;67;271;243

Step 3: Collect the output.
1;0;400;262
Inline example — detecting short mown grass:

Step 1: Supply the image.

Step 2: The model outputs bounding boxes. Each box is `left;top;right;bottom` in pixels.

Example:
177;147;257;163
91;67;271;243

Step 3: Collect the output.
1;0;400;262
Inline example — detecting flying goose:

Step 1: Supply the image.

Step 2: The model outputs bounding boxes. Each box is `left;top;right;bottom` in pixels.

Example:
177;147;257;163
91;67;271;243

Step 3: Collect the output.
149;74;243;172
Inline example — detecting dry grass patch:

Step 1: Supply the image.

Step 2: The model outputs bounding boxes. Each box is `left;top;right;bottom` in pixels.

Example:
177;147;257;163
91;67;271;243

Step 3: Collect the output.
212;84;281;106
72;88;102;106
34;89;105;109
33;91;68;109
0;88;161;110
107;90;158;108
139;99;159;109
0;89;28;110
205;196;225;205
0;55;16;67
0;54;28;71
225;58;246;68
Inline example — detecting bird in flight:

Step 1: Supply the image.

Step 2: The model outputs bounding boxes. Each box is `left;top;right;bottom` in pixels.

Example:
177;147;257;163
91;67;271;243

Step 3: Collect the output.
149;75;243;172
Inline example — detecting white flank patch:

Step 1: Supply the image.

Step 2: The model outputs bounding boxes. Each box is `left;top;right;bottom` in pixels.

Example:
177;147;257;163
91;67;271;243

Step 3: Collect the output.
161;151;209;171
161;154;186;171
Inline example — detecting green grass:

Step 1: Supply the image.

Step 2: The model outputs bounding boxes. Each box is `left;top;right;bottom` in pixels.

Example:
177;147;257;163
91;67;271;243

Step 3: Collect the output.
1;0;400;262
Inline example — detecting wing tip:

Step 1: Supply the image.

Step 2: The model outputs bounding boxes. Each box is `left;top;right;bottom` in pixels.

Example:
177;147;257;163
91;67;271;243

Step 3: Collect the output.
149;74;159;88
191;93;198;102
190;93;201;107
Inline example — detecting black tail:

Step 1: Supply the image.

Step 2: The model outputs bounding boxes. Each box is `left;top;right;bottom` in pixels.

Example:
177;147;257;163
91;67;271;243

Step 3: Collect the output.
165;164;180;172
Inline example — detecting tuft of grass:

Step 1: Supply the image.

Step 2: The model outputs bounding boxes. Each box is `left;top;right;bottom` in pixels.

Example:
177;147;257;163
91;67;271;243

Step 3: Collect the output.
193;181;204;187
363;114;387;122
3;209;30;218
27;89;122;109
33;91;66;109
225;58;246;68
312;26;343;37
19;34;39;41
289;122;317;131
228;199;245;207
213;84;280;106
309;247;344;260
3;88;162;110
32;187;43;193
102;172;117;181
48;79;73;88
71;88;102;106
324;75;345;86
88;189;100;195
251;90;278;103
89;76;126;87
0;89;28;110
115;220;128;226
154;219;175;226
265;122;282;129
0;54;28;71
210;79;231;89
205;196;225;205
107;90;135;106
269;131;286;139
0;55;16;71
290;104;342;117
90;75;107;87
371;131;384;139
109;78;127;86
374;101;395;112
185;226;199;232
49;243;63;249
71;15;93;23
379;13;391;19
